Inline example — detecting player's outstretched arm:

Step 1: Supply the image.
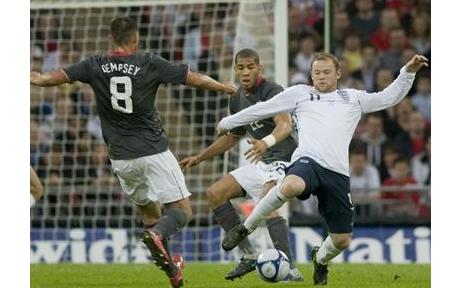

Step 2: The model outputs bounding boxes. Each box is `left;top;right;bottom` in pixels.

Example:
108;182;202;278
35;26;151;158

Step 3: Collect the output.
30;167;43;207
185;71;237;95
30;70;70;87
217;85;302;136
179;133;241;169
358;54;429;114
244;113;293;163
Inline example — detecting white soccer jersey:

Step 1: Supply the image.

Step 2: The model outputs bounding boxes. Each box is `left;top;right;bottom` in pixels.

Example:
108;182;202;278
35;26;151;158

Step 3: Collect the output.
218;66;416;176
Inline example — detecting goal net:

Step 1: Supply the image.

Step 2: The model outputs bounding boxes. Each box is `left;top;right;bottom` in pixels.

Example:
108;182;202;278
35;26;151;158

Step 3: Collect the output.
30;0;286;263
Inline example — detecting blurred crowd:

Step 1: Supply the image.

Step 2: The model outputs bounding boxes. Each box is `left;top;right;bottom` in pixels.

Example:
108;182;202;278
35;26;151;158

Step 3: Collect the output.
30;0;430;220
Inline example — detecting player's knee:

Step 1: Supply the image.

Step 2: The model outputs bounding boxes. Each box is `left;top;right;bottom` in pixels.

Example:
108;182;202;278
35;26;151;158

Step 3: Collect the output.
280;179;305;198
331;234;352;250
183;205;193;223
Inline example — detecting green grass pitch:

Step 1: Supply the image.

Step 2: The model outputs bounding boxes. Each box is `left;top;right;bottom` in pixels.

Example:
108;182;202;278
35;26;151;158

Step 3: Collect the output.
31;263;430;288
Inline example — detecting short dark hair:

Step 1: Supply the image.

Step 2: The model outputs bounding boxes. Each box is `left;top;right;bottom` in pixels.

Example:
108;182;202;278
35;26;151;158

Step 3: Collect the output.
382;142;400;155
349;139;367;158
110;17;138;45
310;52;340;71
350;148;367;158
234;48;260;65
393;156;410;167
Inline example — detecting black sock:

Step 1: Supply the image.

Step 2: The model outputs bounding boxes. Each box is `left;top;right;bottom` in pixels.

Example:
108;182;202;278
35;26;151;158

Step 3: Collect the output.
152;208;187;239
267;216;295;269
213;201;256;256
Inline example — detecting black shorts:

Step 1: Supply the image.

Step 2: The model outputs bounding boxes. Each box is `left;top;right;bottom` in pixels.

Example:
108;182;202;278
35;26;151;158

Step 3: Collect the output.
285;157;354;233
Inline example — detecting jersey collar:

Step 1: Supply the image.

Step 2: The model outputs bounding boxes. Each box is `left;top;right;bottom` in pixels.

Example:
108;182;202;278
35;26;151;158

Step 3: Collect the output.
255;76;265;88
245;76;265;94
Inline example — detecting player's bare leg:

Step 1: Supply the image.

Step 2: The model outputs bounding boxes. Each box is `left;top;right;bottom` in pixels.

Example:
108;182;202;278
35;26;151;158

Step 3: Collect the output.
140;198;192;288
312;233;351;285
139;201;162;228
222;175;305;251
262;181;304;282
207;175;258;280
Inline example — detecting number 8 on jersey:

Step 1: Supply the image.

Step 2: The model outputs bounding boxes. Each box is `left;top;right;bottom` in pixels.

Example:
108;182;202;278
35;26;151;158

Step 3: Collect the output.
110;76;133;114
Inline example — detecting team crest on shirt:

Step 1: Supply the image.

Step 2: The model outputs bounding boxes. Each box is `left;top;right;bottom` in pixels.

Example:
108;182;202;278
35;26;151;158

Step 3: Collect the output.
337;90;350;102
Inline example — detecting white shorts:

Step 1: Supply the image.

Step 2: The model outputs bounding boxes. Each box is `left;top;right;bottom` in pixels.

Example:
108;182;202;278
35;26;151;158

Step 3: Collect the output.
230;161;289;202
110;150;191;206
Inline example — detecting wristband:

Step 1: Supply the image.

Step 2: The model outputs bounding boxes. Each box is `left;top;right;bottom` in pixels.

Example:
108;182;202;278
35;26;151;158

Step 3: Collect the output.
261;134;277;148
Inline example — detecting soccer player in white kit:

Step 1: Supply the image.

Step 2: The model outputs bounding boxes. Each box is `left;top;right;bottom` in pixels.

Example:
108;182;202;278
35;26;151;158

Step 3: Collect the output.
217;52;429;285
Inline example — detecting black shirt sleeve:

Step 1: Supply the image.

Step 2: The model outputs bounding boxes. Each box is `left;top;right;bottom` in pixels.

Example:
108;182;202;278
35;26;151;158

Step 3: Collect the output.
228;95;246;136
63;58;92;83
151;54;188;85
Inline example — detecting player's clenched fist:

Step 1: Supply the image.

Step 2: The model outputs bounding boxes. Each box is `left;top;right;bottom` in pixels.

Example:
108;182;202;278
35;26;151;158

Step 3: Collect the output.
405;54;429;73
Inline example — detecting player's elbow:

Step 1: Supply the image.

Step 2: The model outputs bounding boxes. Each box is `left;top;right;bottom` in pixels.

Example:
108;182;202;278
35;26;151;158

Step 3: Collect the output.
185;71;205;88
277;122;292;137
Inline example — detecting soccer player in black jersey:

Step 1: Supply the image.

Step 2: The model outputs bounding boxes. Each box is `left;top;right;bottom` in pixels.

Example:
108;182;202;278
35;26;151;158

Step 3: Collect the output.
180;49;303;281
30;16;236;288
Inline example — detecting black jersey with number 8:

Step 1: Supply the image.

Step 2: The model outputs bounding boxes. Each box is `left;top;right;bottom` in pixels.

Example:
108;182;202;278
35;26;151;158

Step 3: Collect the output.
63;52;188;160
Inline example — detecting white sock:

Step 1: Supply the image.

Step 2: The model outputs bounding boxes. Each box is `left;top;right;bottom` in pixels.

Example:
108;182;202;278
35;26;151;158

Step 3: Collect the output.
244;184;288;231
30;194;36;207
316;236;342;265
